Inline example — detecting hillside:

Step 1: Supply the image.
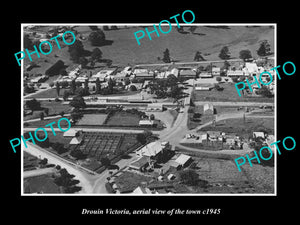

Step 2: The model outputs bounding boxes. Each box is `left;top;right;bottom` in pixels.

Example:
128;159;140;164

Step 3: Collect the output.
23;25;275;76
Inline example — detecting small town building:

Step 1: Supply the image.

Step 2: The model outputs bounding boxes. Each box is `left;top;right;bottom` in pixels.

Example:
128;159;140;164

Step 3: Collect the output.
67;64;81;78
136;141;169;158
133;68;154;80
30;75;48;83
132;186;152;194
245;62;259;76
129;156;150;171
146;103;163;112
69;136;83;145
253;132;265;139
195;83;214;91
199;72;213;78
167;174;176;181
139;119;154;127
113;73;127;83
212;67;221;76
63;129;82;137
121;66;132;76
226;138;236;145
203;103;214;115
178;67;197;79
227;70;244;77
174;154;192;167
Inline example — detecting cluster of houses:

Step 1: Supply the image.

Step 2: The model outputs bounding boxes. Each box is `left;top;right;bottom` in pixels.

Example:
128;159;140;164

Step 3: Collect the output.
251;131;275;151
182;131;244;150
106;140;193;194
24;25;75;48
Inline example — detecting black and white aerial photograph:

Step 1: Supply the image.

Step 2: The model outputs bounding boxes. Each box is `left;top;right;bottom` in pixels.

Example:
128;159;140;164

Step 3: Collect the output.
4;4;298;221
21;24;276;195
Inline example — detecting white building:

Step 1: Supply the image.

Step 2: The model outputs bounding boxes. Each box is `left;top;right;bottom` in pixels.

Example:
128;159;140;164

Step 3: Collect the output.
136;141;169;157
203;103;214;115
174;154;191;167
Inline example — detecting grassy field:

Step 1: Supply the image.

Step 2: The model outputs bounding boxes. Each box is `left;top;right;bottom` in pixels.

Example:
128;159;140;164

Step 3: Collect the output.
115;170;152;193
191;157;274;194
193;83;274;102
24;101;72;121
166;150;274;194
199;117;274;139
24;116;71;128
24;26;274;78
105;111;140;126
77;114;108;126
24;88;69;99
24;174;62;194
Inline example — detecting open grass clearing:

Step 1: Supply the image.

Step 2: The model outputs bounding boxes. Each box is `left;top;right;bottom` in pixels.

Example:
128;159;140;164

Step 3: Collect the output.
24;174;62;194
199;117;274;139
193;83;274;103
76;114;108;126
105;111;140;126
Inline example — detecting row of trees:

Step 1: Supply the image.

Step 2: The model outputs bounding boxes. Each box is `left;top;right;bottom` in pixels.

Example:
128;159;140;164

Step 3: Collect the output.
54;168;82;193
160;40;272;64
148;74;185;100
218;40;272;60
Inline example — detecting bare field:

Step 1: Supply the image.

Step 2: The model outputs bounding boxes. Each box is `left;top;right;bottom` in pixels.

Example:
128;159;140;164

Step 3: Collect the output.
191;157;274;194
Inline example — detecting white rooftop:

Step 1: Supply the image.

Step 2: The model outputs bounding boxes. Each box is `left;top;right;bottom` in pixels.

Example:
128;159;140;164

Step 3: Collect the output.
175;154;191;165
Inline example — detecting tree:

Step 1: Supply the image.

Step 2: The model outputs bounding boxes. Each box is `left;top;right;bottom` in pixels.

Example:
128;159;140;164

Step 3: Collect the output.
219;46;231;60
70;150;87;160
70;79;76;94
69;96;86;109
130;85;137;91
239;49;252;61
256;86;273;98
56;83;60;96
43;108;49;116
84;79;89;91
189;26;197;34
150;114;155;120
49;82;54;88
89;29;106;46
136;133;147;145
124;77;130;86
89;26;99;31
79;57;88;68
36;134;50;148
63;90;71;101
216;76;222;82
75;87;90;97
51;142;67;154
24;85;35;94
107;77;115;93
100;157;111;168
166;74;178;87
45;60;65;76
95;78;101;94
162;48;171;63
194;51;205;62
68;40;85;63
40;158;48;165
70;111;83;122
257;40;272;57
232;77;239;83
169;85;183;100
91;48;102;62
26;99;41;111
222;60;230;71
179;169;199;186
24;34;34;50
